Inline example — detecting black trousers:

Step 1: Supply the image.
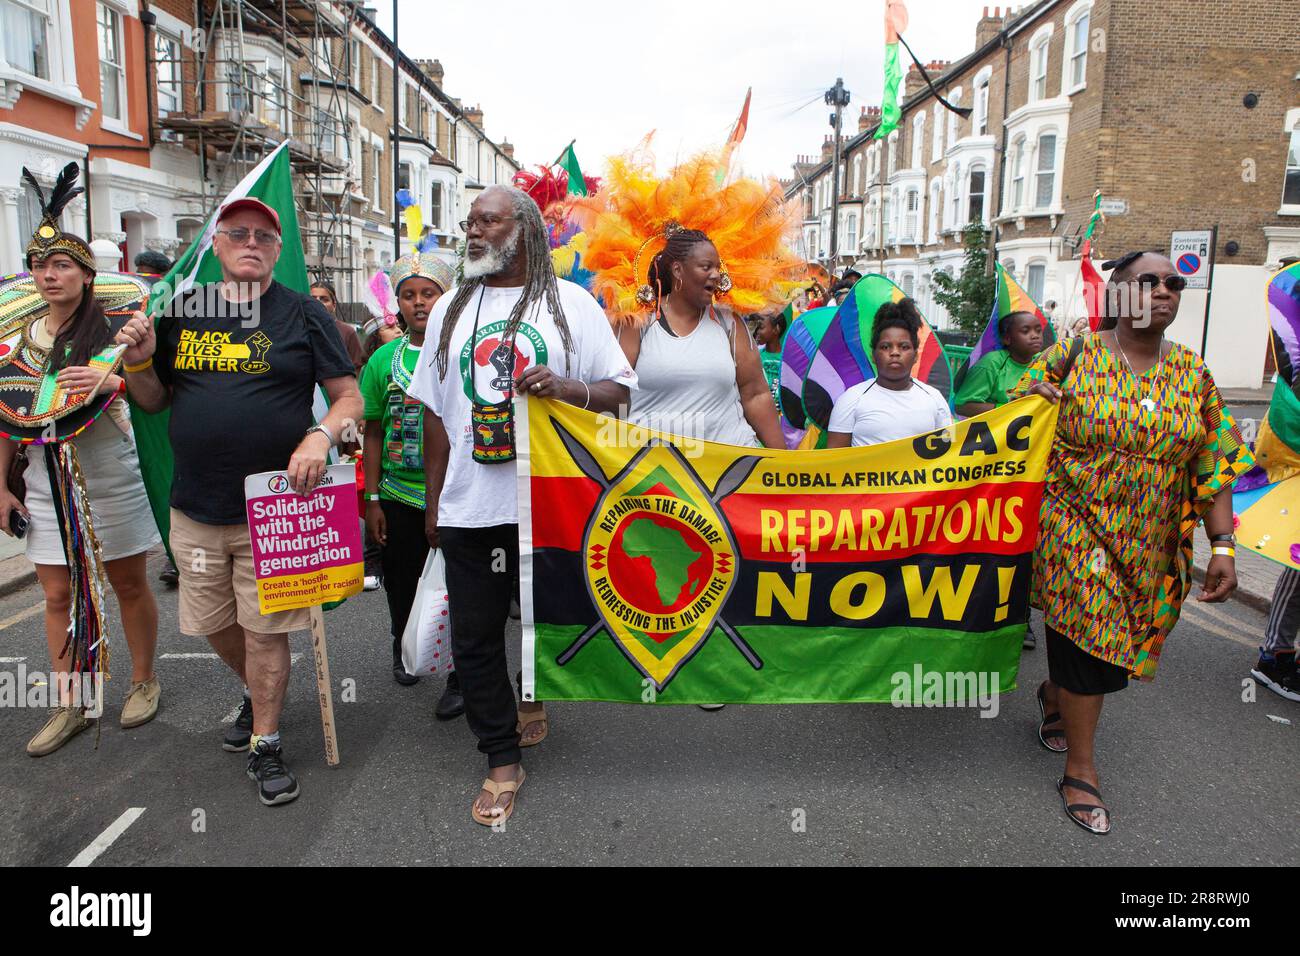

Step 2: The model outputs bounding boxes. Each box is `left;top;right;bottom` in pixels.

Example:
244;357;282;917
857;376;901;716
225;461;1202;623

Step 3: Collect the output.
380;500;431;651
440;524;521;768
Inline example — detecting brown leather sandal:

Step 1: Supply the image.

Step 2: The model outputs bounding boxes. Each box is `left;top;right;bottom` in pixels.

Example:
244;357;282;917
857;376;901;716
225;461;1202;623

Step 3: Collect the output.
517;707;548;748
471;768;526;827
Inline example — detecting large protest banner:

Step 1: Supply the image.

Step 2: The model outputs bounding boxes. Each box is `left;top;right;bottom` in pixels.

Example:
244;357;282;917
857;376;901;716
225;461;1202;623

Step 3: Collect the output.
519;396;1058;704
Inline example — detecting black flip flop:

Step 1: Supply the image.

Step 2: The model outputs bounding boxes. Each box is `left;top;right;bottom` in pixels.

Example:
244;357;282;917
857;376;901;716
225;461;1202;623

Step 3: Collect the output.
1036;681;1068;753
1057;775;1111;835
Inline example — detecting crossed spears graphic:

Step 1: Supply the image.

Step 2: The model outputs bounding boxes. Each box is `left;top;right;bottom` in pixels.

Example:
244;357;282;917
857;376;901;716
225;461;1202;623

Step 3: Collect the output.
549;419;765;686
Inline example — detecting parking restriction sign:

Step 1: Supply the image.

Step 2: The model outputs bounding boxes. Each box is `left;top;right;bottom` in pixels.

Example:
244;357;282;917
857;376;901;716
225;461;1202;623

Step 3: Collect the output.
1170;230;1213;289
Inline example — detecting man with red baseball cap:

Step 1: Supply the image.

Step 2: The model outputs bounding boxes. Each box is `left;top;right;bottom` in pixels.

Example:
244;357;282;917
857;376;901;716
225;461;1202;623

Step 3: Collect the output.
217;198;281;235
116;192;361;807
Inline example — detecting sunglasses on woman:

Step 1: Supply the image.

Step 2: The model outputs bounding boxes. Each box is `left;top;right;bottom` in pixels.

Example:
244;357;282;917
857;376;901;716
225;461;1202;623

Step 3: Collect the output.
1130;273;1187;292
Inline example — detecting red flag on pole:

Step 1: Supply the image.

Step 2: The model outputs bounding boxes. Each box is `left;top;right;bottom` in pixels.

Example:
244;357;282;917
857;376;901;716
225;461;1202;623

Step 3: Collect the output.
1078;193;1107;331
726;87;752;151
1080;240;1106;331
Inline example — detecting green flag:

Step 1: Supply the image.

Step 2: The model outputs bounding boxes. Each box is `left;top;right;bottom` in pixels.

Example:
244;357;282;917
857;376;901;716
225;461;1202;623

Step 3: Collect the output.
875;41;902;140
132;142;320;551
559;144;588;197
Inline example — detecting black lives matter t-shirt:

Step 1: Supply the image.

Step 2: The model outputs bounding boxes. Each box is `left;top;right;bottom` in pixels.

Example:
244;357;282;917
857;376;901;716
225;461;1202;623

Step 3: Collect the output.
155;281;354;524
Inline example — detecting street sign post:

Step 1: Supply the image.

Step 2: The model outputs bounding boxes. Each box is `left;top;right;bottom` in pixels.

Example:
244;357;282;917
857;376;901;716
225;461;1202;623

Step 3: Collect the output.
1171;229;1213;290
1171;227;1218;357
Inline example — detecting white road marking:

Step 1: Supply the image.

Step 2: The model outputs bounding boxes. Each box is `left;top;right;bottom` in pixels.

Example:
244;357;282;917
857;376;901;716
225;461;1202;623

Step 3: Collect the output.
0;603;44;632
0;656;27;663
1182;602;1258;649
67;807;146;867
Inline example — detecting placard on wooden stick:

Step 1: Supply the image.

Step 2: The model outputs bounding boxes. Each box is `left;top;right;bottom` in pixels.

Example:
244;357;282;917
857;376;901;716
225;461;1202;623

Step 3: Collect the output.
244;463;362;766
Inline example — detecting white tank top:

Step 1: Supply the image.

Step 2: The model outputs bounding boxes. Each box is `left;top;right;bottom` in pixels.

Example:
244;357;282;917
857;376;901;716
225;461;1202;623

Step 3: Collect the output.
629;311;758;447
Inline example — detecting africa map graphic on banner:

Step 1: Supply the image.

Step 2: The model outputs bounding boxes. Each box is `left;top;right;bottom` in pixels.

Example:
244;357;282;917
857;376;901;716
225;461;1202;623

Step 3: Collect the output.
518;395;1059;705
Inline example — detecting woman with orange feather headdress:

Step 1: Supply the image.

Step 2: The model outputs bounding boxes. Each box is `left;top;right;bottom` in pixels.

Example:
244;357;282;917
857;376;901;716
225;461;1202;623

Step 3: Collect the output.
572;150;803;710
572;150;804;327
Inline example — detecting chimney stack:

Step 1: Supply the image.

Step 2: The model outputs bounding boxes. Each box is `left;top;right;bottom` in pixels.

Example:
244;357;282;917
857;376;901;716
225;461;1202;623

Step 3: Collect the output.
858;104;882;132
464;105;484;129
821;135;834;161
976;6;1006;47
414;58;444;88
499;139;514;159
905;59;951;98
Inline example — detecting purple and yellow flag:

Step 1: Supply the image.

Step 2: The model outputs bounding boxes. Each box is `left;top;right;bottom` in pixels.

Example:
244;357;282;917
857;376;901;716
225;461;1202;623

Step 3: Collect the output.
802;275;951;433
779;305;836;449
967;263;1051;373
518;394;1058;704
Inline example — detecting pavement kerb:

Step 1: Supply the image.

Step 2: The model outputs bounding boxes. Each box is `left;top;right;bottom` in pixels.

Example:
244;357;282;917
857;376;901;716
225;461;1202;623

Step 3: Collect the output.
0;555;35;600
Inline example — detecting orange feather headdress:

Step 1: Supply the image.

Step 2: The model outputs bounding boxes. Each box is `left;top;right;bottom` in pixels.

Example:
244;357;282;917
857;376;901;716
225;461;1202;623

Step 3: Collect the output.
569;150;804;327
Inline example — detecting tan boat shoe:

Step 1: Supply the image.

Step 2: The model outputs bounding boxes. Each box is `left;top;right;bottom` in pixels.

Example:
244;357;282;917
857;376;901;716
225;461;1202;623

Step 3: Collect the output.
120;676;161;729
26;707;91;757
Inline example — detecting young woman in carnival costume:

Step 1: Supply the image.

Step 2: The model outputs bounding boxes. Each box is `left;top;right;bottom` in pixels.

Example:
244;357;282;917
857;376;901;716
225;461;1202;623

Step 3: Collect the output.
0;163;161;755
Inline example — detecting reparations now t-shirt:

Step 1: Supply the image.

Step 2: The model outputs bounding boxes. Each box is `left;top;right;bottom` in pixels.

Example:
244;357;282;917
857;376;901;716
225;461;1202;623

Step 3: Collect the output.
154;281;354;525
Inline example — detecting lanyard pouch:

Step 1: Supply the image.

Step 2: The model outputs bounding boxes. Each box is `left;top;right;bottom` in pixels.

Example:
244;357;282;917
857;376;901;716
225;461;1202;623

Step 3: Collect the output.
469;289;516;464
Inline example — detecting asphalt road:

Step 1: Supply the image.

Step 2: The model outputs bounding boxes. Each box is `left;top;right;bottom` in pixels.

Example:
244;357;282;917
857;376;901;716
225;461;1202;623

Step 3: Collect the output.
0;548;1295;867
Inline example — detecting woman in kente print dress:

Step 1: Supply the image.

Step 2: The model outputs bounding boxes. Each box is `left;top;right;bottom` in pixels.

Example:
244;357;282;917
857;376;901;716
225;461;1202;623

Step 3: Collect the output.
1017;251;1252;835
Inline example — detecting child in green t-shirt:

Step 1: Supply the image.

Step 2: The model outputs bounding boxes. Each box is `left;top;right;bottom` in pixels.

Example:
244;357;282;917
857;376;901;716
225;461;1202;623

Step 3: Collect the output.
754;309;788;408
953;311;1043;418
361;253;458;707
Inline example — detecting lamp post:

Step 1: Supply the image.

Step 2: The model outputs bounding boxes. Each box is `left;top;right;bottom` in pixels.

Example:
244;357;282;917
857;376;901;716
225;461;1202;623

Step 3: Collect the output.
825;77;851;273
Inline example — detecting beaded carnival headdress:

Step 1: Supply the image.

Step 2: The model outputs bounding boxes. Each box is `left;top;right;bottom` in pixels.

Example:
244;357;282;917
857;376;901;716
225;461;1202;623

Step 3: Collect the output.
23;163;95;273
388;251;455;296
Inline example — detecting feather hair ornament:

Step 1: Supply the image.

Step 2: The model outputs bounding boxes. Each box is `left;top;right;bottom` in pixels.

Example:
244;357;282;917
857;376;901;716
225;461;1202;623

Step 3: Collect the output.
403;203;424;255
361;270;398;335
513;165;602;214
571;150;804;327
23;162;94;271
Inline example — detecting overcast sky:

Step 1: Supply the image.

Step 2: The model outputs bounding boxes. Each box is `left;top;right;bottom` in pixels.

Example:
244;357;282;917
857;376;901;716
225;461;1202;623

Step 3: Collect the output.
375;0;999;181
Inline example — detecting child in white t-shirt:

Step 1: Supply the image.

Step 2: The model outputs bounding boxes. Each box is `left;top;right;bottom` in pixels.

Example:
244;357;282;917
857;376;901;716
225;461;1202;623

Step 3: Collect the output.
827;298;951;447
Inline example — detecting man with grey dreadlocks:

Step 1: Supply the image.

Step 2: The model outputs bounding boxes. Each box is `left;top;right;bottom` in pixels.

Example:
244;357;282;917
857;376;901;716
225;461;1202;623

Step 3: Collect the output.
407;185;636;826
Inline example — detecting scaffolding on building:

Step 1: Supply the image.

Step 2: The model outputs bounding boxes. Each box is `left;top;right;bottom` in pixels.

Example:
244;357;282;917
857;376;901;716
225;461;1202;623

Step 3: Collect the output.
152;0;369;303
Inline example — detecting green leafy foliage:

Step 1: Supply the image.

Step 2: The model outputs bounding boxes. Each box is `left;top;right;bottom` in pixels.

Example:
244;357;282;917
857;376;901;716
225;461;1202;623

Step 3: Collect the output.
931;222;996;341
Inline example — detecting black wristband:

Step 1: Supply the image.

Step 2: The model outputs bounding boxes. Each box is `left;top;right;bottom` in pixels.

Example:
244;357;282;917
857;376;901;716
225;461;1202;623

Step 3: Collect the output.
1209;533;1235;544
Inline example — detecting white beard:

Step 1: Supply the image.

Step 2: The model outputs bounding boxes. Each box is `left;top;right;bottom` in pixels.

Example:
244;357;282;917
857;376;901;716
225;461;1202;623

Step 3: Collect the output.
463;225;521;280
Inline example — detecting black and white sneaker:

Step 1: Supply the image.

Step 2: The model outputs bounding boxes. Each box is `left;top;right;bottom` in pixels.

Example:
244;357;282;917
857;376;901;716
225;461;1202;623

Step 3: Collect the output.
222;696;254;752
1252;653;1300;702
1023;627;1037;650
247;740;300;806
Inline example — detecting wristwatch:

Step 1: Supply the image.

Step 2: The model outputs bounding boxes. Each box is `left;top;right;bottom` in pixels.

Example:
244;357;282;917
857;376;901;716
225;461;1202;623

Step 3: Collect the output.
305;423;335;446
1208;533;1235;544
